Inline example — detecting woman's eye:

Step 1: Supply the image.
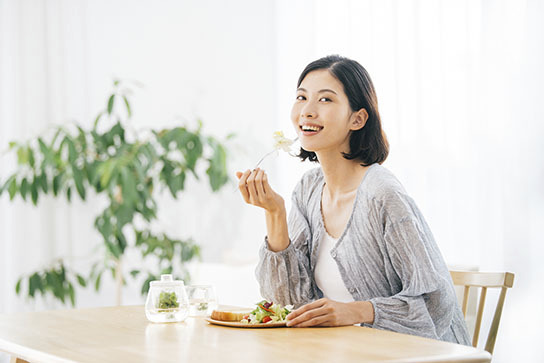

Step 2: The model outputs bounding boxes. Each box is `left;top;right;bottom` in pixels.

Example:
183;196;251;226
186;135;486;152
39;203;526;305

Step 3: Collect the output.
319;97;331;102
296;95;306;101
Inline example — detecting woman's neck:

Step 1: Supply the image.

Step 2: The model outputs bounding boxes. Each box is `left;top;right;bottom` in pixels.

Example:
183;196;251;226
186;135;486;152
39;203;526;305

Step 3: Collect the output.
316;150;369;200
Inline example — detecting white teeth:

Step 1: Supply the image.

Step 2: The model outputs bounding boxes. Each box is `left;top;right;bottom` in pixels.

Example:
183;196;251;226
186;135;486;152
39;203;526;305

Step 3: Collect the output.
301;125;322;132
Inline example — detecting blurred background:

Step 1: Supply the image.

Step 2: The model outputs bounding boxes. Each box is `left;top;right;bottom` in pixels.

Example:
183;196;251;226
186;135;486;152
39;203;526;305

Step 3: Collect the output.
1;0;543;362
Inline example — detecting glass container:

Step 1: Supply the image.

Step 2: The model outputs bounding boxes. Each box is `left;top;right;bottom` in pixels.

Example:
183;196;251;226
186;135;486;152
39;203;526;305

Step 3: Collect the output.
145;274;189;323
186;285;218;316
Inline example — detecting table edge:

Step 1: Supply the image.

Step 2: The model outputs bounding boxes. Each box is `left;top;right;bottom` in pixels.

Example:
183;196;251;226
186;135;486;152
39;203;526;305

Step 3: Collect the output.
0;337;77;363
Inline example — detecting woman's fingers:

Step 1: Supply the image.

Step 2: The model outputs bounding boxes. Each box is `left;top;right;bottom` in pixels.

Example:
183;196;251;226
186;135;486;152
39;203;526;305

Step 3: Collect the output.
262;171;273;195
287;299;325;321
255;169;266;202
287;306;330;327
290;313;331;328
237;169;251;202
246;169;259;203
286;299;330;327
237;168;276;209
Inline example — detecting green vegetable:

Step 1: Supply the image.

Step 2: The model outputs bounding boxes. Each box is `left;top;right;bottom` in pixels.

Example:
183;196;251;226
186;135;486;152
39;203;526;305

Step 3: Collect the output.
247;300;291;323
197;302;208;311
157;291;179;310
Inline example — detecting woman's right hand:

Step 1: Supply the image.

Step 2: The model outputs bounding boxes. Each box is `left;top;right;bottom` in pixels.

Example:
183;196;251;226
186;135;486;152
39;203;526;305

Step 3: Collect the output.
236;168;285;214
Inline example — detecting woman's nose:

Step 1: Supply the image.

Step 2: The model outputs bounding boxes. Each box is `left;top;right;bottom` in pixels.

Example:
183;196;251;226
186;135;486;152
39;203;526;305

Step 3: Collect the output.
301;103;317;119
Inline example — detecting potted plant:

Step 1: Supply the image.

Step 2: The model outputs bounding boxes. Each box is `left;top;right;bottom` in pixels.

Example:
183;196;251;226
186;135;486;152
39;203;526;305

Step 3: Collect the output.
0;80;231;306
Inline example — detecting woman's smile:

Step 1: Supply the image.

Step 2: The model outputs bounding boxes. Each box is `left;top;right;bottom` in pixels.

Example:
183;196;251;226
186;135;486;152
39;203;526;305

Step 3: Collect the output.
300;122;324;136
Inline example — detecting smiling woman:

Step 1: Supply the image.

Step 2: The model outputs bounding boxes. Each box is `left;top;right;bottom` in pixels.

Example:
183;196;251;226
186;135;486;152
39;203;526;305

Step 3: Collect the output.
236;55;471;345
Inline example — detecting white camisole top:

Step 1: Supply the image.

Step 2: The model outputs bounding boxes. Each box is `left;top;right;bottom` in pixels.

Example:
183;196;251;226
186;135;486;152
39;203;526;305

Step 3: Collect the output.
314;231;355;303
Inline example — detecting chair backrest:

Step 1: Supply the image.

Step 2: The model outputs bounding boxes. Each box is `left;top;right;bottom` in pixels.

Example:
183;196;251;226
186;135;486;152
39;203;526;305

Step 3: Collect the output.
449;270;514;354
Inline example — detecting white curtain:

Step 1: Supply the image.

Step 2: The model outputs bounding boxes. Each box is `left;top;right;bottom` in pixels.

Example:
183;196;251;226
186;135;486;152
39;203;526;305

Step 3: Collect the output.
0;0;276;316
1;1;543;362
274;1;544;362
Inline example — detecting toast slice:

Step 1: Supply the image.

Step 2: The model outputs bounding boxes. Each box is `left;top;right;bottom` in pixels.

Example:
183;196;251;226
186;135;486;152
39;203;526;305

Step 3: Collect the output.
210;308;252;322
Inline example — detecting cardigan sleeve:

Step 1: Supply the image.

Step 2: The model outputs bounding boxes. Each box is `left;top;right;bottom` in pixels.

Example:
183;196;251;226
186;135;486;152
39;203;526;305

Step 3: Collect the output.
254;179;315;307
367;196;457;340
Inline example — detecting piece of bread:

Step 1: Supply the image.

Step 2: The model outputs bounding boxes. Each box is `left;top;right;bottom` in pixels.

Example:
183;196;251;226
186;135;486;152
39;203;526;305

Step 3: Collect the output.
211;308;252;321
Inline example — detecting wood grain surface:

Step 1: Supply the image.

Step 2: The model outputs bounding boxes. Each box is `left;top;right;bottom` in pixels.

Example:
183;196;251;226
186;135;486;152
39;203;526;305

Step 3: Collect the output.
0;305;491;363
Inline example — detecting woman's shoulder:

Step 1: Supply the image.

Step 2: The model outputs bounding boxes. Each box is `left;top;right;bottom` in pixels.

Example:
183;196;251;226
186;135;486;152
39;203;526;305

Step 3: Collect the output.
292;167;323;203
361;164;410;204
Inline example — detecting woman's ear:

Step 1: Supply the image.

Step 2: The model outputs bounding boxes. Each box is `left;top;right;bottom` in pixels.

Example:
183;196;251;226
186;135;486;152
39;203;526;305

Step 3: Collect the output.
351;108;369;131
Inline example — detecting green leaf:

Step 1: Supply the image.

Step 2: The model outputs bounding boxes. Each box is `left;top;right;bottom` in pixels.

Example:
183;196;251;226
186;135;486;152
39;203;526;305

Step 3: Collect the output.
38;138;49;156
8;178;17;200
120;167;138;207
98;160;116;188
28;147;35;168
15;279;22;294
105;239;122;259
123;95;131;118
8;141;17;149
73;168;86;200
166;170;185;198
107;94;115;115
206;141;228;191
30;178;39;205
114;204;134;228
76;126;88;151
95;271;103;291
66;186;72;202
77;274;87;287
16;146;28;165
160;266;173;275
29;273;41;297
38;173;48;193
1;175;15;196
93;112;104;129
141;275;155;295
129;270;140;278
66;137;77;165
53;173;64;196
116;230;128;254
68;283;75;306
20;178;29;201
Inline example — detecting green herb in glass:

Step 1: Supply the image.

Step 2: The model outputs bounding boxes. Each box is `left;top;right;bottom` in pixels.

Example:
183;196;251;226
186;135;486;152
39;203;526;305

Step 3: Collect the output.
197;302;208;311
158;291;179;310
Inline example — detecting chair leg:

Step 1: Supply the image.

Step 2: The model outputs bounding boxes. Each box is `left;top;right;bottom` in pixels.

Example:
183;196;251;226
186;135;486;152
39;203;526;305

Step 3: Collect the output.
485;287;509;354
472;287;487;347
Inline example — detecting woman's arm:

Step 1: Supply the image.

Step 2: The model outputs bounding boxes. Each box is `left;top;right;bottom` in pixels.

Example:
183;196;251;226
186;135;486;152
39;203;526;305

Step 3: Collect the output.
237;168;289;251
237;168;315;306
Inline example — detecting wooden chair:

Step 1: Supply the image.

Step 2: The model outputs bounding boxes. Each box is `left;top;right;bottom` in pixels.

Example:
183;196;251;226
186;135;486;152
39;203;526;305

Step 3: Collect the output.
449;270;514;354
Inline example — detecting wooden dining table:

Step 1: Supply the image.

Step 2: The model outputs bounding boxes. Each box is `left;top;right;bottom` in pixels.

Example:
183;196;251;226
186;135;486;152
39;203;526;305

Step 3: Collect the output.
0;305;491;363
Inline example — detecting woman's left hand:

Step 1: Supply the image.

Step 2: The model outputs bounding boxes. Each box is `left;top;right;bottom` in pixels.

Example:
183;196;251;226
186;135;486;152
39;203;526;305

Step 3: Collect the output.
286;298;373;327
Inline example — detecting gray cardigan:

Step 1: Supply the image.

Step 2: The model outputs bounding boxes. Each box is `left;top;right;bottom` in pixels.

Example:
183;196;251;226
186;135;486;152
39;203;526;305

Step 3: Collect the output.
255;164;471;345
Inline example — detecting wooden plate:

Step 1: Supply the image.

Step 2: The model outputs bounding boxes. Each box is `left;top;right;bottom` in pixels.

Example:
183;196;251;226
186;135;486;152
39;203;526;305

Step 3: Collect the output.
205;318;286;328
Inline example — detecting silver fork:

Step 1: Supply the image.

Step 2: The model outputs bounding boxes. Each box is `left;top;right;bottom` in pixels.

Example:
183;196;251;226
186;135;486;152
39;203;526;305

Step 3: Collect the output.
234;137;298;192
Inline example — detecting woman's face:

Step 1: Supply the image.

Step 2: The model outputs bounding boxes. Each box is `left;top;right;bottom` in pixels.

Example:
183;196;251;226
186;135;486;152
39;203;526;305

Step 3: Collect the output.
291;69;361;156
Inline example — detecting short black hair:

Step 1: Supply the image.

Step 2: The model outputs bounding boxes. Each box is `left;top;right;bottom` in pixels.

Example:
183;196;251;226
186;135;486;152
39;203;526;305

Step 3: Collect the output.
296;55;389;166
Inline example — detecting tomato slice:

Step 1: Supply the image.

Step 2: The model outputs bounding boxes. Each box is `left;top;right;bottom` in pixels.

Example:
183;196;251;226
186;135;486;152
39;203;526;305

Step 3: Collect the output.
262;316;272;323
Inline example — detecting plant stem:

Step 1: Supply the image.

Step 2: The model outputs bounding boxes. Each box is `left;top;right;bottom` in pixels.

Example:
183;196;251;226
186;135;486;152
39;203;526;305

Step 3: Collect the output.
115;257;123;306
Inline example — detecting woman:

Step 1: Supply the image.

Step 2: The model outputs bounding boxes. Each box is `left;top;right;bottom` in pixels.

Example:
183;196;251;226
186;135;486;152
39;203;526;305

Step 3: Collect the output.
236;55;470;345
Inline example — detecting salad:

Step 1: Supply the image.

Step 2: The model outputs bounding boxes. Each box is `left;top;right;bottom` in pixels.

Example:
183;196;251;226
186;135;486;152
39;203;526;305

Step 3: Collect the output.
241;300;292;324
